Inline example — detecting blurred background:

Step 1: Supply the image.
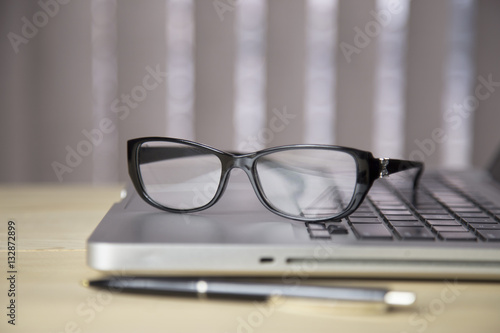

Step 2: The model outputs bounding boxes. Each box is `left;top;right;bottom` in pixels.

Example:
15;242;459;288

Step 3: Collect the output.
1;0;499;184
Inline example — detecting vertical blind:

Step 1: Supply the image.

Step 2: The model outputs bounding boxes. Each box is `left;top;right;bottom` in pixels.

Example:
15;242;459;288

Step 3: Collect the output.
1;0;498;184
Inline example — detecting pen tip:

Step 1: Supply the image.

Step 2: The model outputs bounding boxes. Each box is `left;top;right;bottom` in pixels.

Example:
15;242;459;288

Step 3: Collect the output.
81;280;90;288
384;291;416;306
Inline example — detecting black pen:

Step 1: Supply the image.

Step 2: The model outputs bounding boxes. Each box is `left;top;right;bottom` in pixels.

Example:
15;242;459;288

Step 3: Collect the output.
84;277;415;306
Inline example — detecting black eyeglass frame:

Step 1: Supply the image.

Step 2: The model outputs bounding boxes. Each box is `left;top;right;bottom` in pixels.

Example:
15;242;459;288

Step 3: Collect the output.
128;137;424;222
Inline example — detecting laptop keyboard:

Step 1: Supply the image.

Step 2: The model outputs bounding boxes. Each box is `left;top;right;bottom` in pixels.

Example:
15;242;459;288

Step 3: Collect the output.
307;174;500;242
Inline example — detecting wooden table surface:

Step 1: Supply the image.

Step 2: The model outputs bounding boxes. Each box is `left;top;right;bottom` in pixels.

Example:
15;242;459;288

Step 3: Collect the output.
1;185;500;333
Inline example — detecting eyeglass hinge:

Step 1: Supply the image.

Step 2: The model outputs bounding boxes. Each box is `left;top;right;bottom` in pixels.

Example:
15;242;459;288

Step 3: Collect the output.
379;158;390;178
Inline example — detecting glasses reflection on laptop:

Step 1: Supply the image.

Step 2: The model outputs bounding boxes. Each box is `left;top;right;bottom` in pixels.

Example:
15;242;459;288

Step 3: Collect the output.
127;137;424;222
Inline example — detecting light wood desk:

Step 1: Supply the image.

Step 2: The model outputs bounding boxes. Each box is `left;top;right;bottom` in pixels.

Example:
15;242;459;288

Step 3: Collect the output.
1;185;500;333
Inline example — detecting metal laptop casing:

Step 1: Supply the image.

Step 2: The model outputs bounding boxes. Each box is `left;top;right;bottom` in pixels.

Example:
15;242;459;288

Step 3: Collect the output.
87;170;500;280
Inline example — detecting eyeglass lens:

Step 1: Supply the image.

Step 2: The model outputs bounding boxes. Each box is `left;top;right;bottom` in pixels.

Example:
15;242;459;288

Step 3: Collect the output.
138;141;222;210
255;149;357;219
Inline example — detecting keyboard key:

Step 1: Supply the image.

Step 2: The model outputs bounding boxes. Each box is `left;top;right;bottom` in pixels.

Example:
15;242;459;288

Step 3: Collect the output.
376;205;408;211
390;221;425;227
451;201;477;206
386;215;418;221
476;202;494;209
394;227;435;240
439;232;477;241
307;223;326;230
469;223;500;230
477;230;500;241
432;225;467;232
479;198;497;204
451;208;483;213
349;213;378;218
440;196;469;200
417;209;449;215
414;197;438;203
309;229;331;239
456;213;491;218
356;206;374;212
421;214;454;220
349;217;382;223
376;205;407;210
426;220;461;226
415;206;445;212
352;224;392;239
414;202;443;207
439;202;467;206
381;210;413;216
447;202;477;206
327;224;349;235
462;217;498;224
355;206;373;213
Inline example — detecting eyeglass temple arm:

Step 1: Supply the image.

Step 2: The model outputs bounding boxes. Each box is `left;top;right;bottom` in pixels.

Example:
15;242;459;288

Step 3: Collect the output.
379;158;424;191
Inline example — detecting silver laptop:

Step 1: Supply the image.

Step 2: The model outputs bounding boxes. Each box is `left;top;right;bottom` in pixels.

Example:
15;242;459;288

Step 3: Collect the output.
87;150;500;280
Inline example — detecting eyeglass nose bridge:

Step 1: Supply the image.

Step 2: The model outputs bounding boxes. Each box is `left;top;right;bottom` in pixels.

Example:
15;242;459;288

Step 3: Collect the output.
229;154;255;173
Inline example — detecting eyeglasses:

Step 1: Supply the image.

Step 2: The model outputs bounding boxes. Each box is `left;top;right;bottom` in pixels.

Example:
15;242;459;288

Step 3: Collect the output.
128;137;424;222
